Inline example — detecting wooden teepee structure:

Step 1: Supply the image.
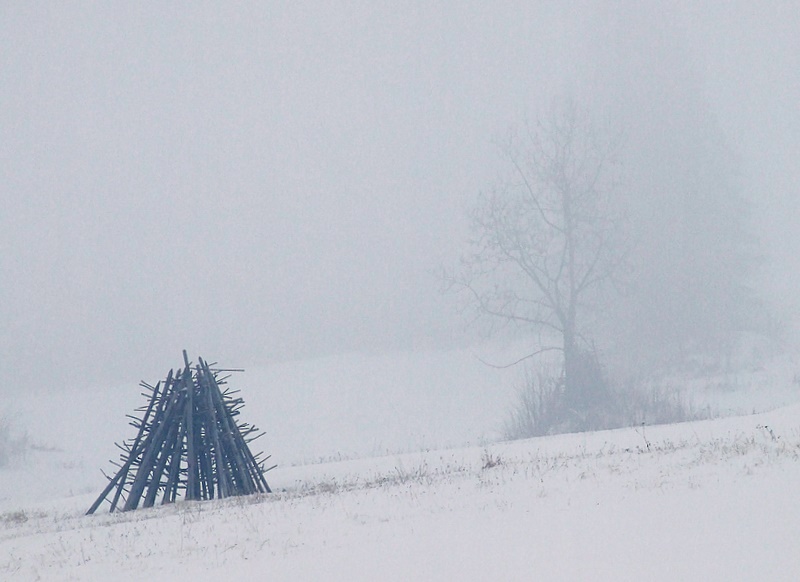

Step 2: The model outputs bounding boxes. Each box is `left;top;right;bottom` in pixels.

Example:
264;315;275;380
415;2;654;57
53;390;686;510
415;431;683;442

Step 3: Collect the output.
87;351;272;514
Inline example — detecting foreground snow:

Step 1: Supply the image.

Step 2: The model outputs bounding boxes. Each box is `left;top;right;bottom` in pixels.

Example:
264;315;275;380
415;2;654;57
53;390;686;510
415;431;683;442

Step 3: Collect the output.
2;402;799;581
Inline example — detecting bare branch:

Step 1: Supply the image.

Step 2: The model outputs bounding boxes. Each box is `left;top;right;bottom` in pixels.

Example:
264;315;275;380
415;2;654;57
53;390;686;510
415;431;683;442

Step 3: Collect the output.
474;346;563;369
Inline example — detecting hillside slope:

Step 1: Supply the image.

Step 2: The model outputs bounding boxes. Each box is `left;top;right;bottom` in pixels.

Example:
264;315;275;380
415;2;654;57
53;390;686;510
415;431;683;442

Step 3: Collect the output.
2;402;799;581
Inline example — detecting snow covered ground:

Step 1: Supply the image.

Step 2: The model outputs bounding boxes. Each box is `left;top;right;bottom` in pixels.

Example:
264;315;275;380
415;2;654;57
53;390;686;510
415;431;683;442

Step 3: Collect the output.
2;347;799;580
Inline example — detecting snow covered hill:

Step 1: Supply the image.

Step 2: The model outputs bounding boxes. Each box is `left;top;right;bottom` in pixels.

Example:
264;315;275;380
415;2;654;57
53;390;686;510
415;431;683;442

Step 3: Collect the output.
1;347;799;580
1;404;799;580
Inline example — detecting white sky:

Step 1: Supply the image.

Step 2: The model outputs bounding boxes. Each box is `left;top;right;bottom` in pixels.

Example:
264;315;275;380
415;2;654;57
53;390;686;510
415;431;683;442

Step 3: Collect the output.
1;2;798;390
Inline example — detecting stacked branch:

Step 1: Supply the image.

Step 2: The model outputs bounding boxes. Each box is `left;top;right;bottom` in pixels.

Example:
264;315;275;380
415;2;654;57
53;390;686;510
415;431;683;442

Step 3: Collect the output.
87;351;272;514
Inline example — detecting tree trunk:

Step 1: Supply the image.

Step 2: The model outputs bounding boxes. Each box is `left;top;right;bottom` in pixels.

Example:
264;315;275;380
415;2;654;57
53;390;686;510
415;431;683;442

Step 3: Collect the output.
563;327;581;411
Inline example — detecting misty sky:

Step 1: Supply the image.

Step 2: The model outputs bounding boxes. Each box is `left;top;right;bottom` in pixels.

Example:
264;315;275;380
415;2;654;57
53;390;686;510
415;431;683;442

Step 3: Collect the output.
2;2;798;391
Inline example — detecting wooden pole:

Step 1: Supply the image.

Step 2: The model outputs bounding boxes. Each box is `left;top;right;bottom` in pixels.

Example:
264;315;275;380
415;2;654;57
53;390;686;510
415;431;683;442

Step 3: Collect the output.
123;384;184;511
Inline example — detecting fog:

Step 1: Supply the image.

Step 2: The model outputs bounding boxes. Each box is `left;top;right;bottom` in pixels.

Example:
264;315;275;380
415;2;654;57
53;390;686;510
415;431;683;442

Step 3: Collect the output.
2;2;798;392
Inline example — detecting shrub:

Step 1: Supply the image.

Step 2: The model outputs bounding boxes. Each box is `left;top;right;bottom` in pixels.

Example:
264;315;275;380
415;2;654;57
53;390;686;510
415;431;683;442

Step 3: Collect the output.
503;364;699;440
502;367;565;439
0;414;28;468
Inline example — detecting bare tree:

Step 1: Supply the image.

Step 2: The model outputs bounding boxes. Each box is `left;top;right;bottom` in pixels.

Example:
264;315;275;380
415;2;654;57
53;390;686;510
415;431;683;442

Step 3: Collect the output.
453;101;624;417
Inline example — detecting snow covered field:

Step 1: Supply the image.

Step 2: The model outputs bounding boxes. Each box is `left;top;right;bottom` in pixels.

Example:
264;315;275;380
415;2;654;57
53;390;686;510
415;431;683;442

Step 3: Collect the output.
2;348;800;580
